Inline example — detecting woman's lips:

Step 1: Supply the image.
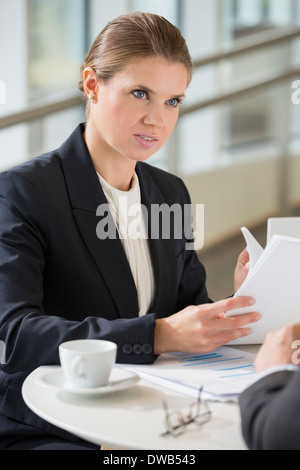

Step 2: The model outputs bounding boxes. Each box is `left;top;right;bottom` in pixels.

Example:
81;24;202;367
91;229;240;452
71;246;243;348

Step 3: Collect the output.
134;134;159;149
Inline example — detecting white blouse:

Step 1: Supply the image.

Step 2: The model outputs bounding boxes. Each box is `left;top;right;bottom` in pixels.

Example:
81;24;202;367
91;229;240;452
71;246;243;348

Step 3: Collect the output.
97;172;155;317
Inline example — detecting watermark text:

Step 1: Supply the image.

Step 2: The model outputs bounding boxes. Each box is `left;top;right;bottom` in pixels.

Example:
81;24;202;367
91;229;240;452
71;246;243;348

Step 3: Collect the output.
0;80;6;104
292;340;300;364
291;80;300;104
96;201;204;250
0;341;5;364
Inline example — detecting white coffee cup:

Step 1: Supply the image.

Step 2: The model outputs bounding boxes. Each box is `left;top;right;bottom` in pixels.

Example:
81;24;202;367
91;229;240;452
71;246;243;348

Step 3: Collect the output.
59;339;117;389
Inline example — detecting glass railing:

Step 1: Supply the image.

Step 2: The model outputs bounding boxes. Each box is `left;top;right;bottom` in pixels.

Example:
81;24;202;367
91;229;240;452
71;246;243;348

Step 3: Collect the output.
1;25;300;211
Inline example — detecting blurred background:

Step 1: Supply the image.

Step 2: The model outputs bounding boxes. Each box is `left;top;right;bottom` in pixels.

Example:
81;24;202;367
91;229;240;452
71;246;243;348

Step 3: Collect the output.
1;0;300;299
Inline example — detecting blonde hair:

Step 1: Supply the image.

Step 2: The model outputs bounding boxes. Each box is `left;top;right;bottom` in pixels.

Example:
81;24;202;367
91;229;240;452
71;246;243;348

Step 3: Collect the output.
78;12;193;115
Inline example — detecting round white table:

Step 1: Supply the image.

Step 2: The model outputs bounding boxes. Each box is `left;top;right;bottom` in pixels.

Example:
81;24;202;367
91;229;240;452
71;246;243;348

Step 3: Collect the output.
22;364;249;450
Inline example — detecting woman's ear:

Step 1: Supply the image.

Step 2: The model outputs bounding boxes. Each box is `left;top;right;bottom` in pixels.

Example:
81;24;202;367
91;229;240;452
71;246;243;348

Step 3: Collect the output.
83;67;98;101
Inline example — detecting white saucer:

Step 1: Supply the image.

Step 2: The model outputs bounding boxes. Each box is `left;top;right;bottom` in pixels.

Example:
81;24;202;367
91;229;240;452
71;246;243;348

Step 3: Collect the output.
36;366;139;396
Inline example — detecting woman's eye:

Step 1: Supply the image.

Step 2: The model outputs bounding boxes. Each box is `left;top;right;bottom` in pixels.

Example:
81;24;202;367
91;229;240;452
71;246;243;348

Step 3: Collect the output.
132;90;147;100
167;98;179;107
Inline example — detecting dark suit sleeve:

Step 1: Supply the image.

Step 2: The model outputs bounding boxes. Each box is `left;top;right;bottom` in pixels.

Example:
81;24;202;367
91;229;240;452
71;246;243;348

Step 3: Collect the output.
239;369;300;449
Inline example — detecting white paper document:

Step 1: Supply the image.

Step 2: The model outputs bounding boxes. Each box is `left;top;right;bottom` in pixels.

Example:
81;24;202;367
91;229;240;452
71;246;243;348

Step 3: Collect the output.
226;225;300;344
121;346;257;402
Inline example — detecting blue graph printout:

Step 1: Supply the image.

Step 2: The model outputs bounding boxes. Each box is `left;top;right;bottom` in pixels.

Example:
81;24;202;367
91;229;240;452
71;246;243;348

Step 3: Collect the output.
121;346;257;401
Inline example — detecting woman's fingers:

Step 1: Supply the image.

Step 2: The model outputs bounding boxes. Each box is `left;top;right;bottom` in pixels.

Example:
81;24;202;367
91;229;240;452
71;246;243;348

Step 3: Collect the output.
154;297;262;355
213;309;262;332
200;296;256;319
194;296;261;349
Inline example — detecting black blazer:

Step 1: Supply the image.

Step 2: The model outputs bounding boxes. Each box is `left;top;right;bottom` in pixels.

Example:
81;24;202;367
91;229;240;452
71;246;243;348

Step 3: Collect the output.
239;369;300;450
0;124;209;445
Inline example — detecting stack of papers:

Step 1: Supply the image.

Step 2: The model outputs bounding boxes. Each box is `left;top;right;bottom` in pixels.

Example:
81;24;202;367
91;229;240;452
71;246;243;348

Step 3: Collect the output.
226;226;300;344
121;218;300;401
121;346;257;402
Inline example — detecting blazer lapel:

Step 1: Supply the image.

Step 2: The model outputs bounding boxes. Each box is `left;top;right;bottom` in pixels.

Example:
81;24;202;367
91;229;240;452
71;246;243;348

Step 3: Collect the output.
136;163;178;318
58;124;138;319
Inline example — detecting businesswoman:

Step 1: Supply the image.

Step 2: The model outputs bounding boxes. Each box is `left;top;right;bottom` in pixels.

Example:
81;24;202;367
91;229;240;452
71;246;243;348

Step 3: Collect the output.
0;13;260;450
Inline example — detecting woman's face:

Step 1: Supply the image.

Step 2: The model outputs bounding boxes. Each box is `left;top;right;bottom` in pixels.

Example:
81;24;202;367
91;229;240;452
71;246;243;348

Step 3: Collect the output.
88;56;189;164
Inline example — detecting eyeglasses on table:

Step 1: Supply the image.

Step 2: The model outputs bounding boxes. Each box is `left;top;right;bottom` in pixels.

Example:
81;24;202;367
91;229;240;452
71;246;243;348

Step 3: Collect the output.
161;386;212;437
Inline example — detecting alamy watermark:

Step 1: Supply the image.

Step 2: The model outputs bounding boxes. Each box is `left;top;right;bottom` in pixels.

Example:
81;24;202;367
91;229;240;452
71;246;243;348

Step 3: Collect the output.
291;80;300;104
292;340;300;364
0;80;6;105
96;200;205;251
0;340;5;364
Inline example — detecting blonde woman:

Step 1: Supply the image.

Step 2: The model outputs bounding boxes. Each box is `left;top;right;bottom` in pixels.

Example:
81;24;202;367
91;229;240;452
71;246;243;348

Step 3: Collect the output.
0;13;259;449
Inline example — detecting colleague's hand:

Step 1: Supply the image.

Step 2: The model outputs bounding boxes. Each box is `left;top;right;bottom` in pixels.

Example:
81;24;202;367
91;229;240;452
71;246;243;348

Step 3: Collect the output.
154;296;261;355
255;323;300;373
234;248;250;293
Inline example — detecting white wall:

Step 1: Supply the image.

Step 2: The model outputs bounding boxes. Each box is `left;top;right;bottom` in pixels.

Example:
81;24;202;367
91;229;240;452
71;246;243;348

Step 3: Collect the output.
184;154;300;250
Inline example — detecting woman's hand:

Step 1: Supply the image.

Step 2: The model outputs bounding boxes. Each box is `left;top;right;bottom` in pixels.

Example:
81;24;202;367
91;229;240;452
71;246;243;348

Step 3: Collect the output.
255;323;300;373
154;296;261;355
234;248;250;293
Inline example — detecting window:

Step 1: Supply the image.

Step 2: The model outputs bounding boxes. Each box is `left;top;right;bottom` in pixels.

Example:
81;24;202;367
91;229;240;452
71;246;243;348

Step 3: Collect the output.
28;0;86;102
176;0;300;175
1;0;300;175
0;0;86;171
